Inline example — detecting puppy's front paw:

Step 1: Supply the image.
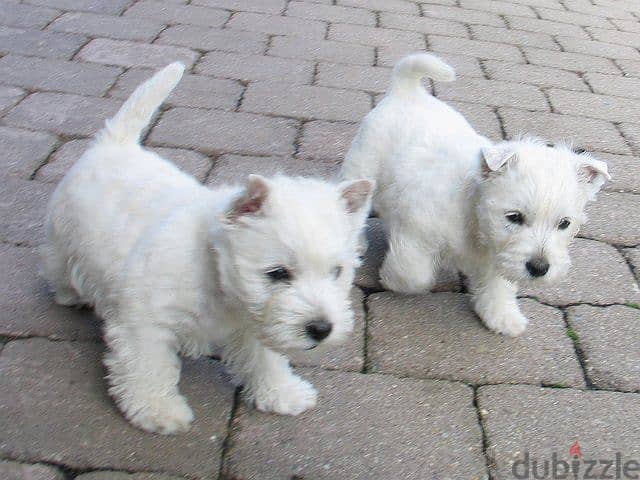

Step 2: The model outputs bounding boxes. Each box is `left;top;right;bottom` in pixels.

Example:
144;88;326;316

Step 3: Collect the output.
253;375;318;416
474;301;528;337
125;394;195;435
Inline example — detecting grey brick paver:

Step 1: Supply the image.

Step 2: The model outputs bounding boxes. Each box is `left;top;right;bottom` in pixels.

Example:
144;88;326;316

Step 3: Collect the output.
298;119;359;160
337;0;419;14
479;385;640;479
421;4;506;26
564;0;635;20
567;305;640;391
0;26;88;60
523;47;620;74
286;2;376;26
35;138;91;184
269;36;375;66
619;123;640;153
587;27;640;48
0;178;55;246
580;191;640;246
584;73;640;99
0;339;234;479
0;460;64;480
0;126;57;180
20;0;133;15
156;25;268;55
436;77;548;110
505;16;590;38
77;39;199;69
76;473;186;480
368;293;584;387
0;85;25;115
429;36;524;62
460;0;536;16
328;23;426;49
555;36;640;61
484;60;589;91
597;153;640;194
225;370;486;479
470;25;559;50
48;11;165;42
191;0;286;14
226;11;327;39
449;101;503;140
536;6;615;27
124;0;230;28
0;2;60;29
547;89;640;124
379;12;469;37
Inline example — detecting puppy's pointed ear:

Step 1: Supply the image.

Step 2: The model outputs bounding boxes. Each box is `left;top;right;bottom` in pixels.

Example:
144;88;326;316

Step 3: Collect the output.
576;155;610;200
339;179;375;215
481;145;516;176
224;174;270;223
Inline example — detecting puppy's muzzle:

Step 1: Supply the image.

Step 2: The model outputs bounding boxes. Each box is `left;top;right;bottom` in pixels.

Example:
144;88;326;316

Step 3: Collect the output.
305;319;332;342
526;257;550;277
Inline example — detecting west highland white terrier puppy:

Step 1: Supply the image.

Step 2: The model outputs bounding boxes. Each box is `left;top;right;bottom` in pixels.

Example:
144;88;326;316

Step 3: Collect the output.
342;53;609;337
42;63;374;434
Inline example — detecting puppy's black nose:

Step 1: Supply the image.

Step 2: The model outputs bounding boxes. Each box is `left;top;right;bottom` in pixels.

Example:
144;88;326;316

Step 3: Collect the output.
526;258;550;277
305;319;332;342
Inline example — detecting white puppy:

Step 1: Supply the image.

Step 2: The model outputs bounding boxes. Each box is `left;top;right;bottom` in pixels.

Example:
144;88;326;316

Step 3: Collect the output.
42;63;374;434
342;53;609;337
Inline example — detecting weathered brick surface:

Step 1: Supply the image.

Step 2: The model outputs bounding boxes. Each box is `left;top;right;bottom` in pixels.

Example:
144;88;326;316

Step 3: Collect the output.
48;11;164;42
328;23;425;48
470;25;559;50
536;6;614;27
227;11;327;39
77;39;199;69
618;123;640;153
449;101;503;140
196;51;314;83
584;73;640;99
580;191;640;246
298;120;359;160
597;153;640;194
564;0;635;19
523;47;620;74
556;36;640;61
587;27;640;48
0;85;25;115
286;2;375;25
124;0;230;27
379;12;468;37
567;305;640;391
0;55;122;96
225;370;486;479
505;16;590;38
35;138;91;184
316;63;390;93
0;26;88;59
268;36;375;66
0;178;55;246
547;89;640;124
461;0;536;16
429;35;524;62
0;339;234;479
0;2;60;29
76;473;186;480
0;126;57;180
436;78;549;110
22;0;133;15
485;60;588;91
241;81;371;121
337;0;419;14
192;0;286;14
421;4;505;26
149;108;298;155
0;460;64;480
157;25;268;54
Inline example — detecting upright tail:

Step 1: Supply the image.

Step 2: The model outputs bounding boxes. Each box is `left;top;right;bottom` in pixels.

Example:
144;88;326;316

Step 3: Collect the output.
98;62;185;145
390;53;455;95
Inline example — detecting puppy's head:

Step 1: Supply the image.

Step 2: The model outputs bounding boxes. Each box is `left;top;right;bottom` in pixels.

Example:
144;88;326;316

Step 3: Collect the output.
214;175;374;352
475;138;610;284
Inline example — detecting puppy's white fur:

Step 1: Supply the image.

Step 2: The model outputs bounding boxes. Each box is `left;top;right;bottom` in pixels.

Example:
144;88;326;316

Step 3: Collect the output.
42;63;374;434
342;53;610;336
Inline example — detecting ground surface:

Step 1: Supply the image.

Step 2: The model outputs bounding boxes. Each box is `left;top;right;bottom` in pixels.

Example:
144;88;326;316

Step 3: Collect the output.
1;0;640;479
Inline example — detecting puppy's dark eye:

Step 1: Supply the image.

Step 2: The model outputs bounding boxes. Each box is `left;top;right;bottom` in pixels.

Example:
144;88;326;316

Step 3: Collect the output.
266;266;291;282
332;265;343;279
505;211;525;225
558;218;571;230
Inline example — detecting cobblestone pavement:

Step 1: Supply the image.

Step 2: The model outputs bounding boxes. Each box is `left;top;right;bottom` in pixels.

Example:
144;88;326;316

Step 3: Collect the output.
1;0;640;478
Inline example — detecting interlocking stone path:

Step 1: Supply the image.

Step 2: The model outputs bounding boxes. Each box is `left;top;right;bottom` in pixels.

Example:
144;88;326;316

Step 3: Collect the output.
1;0;639;478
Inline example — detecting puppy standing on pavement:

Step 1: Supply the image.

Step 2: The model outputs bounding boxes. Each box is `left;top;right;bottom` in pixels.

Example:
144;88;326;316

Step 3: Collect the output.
42;63;374;434
342;53;609;337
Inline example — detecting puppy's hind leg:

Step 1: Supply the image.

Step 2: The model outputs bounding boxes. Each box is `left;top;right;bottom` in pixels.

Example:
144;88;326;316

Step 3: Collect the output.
380;227;438;294
104;319;194;434
40;243;83;307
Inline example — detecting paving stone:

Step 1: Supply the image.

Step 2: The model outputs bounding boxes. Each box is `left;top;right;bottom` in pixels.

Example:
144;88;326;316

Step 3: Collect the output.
587;27;640;48
449;101;503;141
0;85;25;115
436;78;548;110
619;123;640;153
76;473;186;480
77;39;199;69
224;369;486;479
0;178;55;246
286;2;375;25
328;23;425;49
5;92;121;137
536;6;614;27
226;11;327;39
585;73;640;99
429;35;524;62
368;293;584;386
522;238;640;306
149;108;298;156
470;25;559;50
460;0;536;16
124;0;229;27
268;36;375;66
337;0;419;14
556;36;640;61
110;68;243;110
21;0;133;15
36;138;91;184
157;25;267;55
0;460;64;480
196;51;314;83
48;11;164;42
505;15;590;38
0;26;88;59
610;18;640;33
579;191;640;246
151;147;212;183
298;119;359;160
0;126;58;180
206;154;338;185
289;289;365;372
564;0;635;19
498;107;631;155
497;0;561;7
315;63;389;94
378;12;469;37
625;247;640;281
354;218;461;292
484;60;588;91
191;0;286;14
524;47;620;74
0;339;234;479
597;153;640;193
241;81;371;122
478;384;640;480
547;89;640;124
567;305;640;391
421;4;505;26
0;2;60;29
422;52;486;79
0;55;122;96
0;244;100;340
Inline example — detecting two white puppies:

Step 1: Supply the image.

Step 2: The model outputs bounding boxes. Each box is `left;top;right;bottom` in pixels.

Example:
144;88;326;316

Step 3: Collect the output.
342;53;609;336
42;63;373;434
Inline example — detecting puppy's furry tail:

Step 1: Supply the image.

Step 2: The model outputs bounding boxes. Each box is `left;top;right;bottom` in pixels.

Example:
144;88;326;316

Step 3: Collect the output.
98;62;185;145
390;53;455;95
